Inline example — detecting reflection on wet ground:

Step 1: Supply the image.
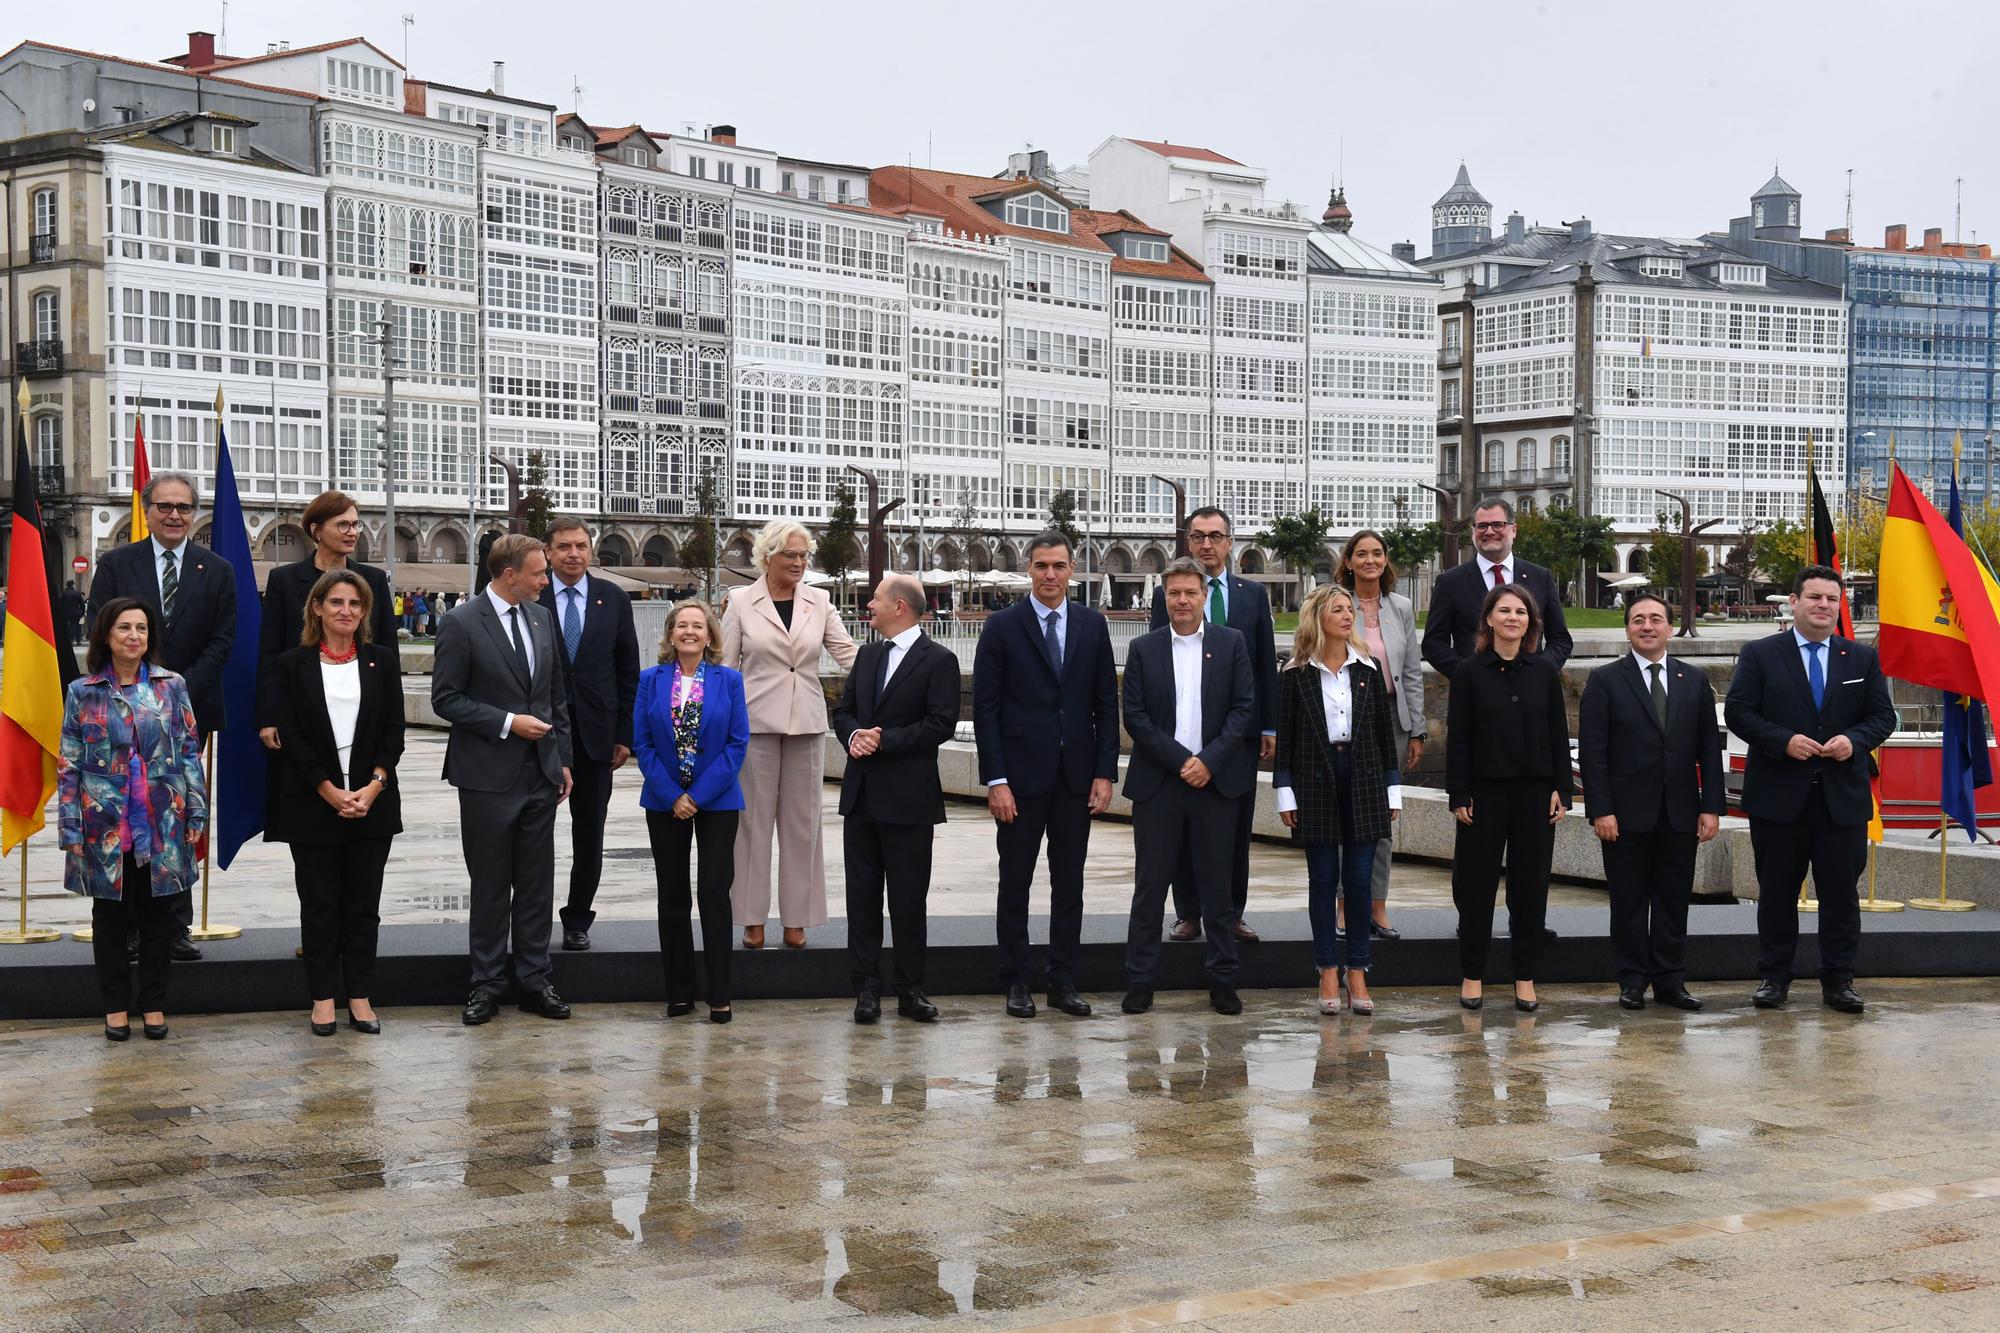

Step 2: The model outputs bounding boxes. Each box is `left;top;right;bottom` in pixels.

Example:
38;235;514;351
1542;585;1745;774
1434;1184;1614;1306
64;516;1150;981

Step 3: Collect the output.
4;980;2000;1328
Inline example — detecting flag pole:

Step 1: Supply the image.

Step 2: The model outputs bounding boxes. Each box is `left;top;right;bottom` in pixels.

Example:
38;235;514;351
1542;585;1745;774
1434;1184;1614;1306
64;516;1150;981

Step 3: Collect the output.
1797;432;1821;912
1911;437;1979;912
0;845;61;945
188;730;241;941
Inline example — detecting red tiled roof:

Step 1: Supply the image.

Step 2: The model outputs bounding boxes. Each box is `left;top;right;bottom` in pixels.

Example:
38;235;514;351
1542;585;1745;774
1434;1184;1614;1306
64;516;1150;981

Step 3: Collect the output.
1126;138;1243;167
187;36;405;73
1070;210;1208;283
2;39;323;102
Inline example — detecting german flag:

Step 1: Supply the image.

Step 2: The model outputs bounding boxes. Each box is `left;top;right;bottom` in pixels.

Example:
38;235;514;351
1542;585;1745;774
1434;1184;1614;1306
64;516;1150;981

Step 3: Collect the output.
1;382;63;853
1807;438;1853;639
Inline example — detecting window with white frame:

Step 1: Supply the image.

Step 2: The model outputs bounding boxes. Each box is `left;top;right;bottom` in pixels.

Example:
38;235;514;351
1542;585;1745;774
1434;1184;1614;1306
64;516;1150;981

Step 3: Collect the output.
32;290;59;343
33;415;61;470
31;187;56;238
1639;255;1684;279
1115;281;1206;330
1719;262;1766;286
1003;192;1070;234
1124;236;1169;262
1214;229;1303;281
211;125;235;154
325;57;399;106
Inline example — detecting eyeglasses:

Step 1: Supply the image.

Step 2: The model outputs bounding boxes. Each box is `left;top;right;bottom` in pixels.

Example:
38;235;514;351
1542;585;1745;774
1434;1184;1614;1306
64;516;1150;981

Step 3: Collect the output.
328;521;361;533
1187;531;1231;545
773;550;811;562
151;502;197;517
1472;521;1511;532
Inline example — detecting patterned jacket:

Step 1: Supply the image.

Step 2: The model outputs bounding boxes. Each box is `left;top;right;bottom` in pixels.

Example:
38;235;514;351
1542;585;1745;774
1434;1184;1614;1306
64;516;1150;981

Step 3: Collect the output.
1272;657;1400;847
56;666;208;900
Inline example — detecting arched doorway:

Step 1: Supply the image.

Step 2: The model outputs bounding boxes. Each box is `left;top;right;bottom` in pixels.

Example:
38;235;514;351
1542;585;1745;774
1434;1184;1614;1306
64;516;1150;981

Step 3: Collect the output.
1238;548;1266;574
260;523;308;561
724;536;754;569
1137;546;1166;575
352;528;373;561
935;539;960;571
395;525;420;564
642;534;675;567
899;538;922;570
993;543;1017;573
1102;546;1132;575
1628;546;1649;573
430;526;467;564
598;532;635;566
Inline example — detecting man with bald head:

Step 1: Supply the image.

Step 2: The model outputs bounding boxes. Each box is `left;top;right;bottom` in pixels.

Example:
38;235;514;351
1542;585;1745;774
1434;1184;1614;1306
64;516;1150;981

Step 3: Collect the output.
832;573;962;1023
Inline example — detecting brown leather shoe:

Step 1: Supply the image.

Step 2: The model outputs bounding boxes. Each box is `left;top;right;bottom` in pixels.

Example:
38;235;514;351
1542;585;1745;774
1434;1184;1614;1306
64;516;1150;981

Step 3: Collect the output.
1232;920;1261;943
742;925;765;949
782;927;807;949
1168;918;1200;943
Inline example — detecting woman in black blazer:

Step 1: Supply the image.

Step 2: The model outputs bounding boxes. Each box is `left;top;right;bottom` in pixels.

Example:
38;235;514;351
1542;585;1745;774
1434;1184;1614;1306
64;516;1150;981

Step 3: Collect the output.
268;569;405;1036
1445;583;1573;1013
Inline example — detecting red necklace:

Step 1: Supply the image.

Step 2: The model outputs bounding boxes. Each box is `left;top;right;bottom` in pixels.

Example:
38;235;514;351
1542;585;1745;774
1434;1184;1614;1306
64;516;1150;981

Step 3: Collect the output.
320;641;359;665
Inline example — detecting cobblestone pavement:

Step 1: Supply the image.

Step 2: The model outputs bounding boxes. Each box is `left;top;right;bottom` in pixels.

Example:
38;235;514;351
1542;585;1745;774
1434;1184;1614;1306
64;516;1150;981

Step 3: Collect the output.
3;980;1998;1329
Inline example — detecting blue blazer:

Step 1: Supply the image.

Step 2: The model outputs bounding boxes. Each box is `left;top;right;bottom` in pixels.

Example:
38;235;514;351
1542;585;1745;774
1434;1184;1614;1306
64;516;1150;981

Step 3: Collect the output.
971;597;1120;799
633;662;749;812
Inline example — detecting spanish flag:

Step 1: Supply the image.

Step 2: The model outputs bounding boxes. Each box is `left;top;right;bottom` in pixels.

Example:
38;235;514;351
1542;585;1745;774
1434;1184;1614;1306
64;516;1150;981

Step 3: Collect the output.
1878;462;2000;708
1;382;63;853
130;409;150;543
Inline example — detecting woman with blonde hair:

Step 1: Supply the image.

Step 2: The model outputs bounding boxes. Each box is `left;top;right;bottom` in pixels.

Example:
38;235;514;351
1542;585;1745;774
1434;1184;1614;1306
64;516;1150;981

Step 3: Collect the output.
719;519;858;948
1272;583;1401;1015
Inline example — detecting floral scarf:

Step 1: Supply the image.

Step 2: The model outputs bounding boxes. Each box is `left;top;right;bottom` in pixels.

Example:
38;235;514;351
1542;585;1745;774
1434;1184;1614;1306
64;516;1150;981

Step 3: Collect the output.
672;665;705;786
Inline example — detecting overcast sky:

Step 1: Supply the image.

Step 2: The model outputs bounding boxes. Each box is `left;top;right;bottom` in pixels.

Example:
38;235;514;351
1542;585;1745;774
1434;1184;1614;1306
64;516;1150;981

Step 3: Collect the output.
42;0;2000;252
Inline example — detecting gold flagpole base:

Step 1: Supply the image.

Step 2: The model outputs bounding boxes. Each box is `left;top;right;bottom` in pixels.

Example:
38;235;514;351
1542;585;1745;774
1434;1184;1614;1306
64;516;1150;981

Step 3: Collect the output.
1908;897;1978;912
71;926;94;942
188;923;243;941
0;927;63;944
1858;899;1906;912
1798;898;1819;912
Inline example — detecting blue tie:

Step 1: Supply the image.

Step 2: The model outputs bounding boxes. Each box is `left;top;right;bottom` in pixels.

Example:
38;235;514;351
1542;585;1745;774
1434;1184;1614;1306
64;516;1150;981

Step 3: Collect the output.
1805;641;1824;711
1043;609;1063;674
562;587;583;662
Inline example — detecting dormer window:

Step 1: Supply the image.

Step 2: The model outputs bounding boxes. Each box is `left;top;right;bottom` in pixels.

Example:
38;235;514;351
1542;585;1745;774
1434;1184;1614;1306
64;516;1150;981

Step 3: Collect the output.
625;146;650;167
1720;262;1766;286
211;125;235;155
1125;237;1169;262
1639;256;1682;278
1005;192;1069;234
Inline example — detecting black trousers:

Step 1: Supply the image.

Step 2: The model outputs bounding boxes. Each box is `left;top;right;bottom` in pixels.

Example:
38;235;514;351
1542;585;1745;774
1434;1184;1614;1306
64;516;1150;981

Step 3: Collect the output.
559;755;616;933
1171;741;1256;923
1128;783;1239;986
92;860;184;1015
461;756;561;998
1453;780;1554;981
648;808;737;1007
292;837;392;1001
1750;784;1865;989
1600;802;1697;992
994;783;1092;987
845;813;934;995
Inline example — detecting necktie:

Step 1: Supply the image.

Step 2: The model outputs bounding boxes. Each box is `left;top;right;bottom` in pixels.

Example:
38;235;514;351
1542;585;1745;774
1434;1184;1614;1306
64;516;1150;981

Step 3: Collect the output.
160;549;179;623
562;587;582;662
1207;576;1226;626
1650;661;1667;728
1491;563;1507;589
509;605;531;678
876;639;894;696
1805;641;1824;710
1044;609;1063;674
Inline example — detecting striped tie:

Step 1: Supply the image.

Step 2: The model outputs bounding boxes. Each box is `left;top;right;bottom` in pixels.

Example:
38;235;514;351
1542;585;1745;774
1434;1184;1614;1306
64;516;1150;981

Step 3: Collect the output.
160;549;179;624
562;587;583;662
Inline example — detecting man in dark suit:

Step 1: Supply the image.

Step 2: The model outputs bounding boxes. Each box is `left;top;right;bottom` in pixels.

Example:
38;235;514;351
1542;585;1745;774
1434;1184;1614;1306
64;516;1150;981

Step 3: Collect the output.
87;470;237;959
972;531;1119;1019
1149;506;1276;944
1123;559;1257;1015
1578;593;1725;1011
539;517;640;952
1724;565;1896;1013
432;533;574;1025
833;574;961;1024
1420;497;1573;676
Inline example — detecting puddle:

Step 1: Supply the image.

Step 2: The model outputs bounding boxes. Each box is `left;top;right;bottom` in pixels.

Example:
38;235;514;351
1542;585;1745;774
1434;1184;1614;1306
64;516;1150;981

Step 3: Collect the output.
1475;1276;1633;1299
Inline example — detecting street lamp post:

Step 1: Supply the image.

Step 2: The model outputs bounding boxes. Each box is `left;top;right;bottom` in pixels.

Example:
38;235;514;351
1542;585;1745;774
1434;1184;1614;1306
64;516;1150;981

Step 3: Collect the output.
845;463;903;601
1150;474;1188;557
370;302;399;587
1416;481;1465;569
1656;489;1723;638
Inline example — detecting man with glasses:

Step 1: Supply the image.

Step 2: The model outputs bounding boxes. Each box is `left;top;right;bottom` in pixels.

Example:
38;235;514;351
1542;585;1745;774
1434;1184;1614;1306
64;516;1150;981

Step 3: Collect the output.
87;470;238;961
1148;507;1277;943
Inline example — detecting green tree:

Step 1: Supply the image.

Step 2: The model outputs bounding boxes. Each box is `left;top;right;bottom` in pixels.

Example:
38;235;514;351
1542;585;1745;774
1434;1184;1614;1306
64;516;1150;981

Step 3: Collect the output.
681;462;721;600
1644;520;1709;589
1514;508;1615;604
817;479;861;589
1256;507;1335;602
1721;524;1759;606
1754;517;1810;589
1839;504;1885;577
520;449;555;540
1045;488;1083;551
1379;521;1443;579
949;482;987;605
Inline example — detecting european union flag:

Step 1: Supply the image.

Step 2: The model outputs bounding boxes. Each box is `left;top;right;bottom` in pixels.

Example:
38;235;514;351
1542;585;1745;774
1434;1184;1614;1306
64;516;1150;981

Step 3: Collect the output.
209;398;266;868
1941;467;1992;842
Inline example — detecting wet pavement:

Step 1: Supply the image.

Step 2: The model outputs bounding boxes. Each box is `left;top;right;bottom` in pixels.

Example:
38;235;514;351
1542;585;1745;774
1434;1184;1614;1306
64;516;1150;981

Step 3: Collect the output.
4;979;1999;1328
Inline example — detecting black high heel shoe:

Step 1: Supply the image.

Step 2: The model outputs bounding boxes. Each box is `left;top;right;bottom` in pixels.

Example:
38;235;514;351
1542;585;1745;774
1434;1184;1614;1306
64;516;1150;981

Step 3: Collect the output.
666;1001;695;1018
142;1021;169;1040
708;1006;732;1024
347;1013;382;1035
1513;987;1540;1013
311;1018;337;1037
1459;983;1483;1011
104;1022;131;1042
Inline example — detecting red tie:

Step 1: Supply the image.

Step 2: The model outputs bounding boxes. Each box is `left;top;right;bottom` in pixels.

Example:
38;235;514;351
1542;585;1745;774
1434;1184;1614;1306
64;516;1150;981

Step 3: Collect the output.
1492;564;1507;588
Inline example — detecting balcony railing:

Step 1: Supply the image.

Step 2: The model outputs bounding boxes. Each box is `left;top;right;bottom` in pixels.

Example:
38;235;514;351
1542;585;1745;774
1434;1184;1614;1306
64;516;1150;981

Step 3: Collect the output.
1437;346;1462;369
17;339;63;375
30;232;56;263
37;463;65;498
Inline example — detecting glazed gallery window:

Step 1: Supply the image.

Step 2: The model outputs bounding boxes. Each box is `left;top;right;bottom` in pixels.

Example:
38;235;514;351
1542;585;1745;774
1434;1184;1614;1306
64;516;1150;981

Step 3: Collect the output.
1004;193;1070;234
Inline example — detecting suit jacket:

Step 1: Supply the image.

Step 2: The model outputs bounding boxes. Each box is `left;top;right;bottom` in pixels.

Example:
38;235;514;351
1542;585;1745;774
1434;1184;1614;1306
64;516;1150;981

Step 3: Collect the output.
1149;571;1278;738
56;666;207;900
1578;654;1724;834
632;662;749;812
720;576;859;735
87;539;236;735
1445;650;1574;809
972;597;1120;799
539;574;640;765
1723;631;1896;826
430;594;572;791
256;558;398;730
1420;555;1573;678
1271;656;1400;846
1368;589;1427;737
832;632;961;825
1121;624;1256;803
267;643;406;844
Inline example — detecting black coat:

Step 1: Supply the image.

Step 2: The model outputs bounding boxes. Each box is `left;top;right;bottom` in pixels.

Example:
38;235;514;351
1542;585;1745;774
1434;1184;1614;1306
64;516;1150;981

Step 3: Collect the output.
1148;571;1278;737
1272;657;1400;846
267;643;405;845
538;575;640;764
1120;624;1257;803
1723;631;1896;827
258;558;398;729
1445;650;1574;810
972;598;1120;798
86;539;236;735
1578;655;1725;834
831;632;961;825
1421;556;1574;678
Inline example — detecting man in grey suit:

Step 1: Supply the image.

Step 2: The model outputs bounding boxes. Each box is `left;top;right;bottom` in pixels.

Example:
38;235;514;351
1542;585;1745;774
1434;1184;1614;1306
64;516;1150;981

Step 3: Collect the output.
431;533;575;1025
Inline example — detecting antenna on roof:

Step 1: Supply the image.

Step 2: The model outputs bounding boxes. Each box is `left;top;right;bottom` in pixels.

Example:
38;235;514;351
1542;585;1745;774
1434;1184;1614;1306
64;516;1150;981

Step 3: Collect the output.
1957;177;1964;244
401;13;415;70
219;0;228;58
1845;168;1854;239
1337;136;1344;189
571;77;584;116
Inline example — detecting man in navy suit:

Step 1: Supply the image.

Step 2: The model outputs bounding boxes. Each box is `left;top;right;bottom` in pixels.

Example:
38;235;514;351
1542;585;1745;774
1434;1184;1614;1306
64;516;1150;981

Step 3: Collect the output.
973;531;1119;1019
1149;507;1276;943
1725;565;1896;1014
539;517;640;951
1124;559;1257;1015
1420;497;1573;677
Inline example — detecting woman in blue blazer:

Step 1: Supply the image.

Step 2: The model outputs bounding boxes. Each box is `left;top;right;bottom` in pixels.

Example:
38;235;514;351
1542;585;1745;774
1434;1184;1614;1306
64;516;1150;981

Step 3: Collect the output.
635;599;749;1022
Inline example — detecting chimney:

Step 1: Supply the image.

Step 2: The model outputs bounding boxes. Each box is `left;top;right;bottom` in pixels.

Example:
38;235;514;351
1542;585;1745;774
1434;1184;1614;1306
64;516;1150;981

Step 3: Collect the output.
1390;240;1416;262
490;62;505;96
1825;227;1851;244
1569;217;1593;242
185;31;216;68
1885;223;1907;250
710;124;737;146
1923;226;1944;252
1505;211;1525;243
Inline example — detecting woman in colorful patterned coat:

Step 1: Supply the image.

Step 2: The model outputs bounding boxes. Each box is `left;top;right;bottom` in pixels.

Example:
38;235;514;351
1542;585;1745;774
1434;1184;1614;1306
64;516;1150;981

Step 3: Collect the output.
57;596;208;1041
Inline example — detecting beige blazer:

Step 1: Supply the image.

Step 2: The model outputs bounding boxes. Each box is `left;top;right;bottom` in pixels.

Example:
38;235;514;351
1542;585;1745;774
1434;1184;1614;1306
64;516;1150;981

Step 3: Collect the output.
1377;590;1426;738
721;576;859;735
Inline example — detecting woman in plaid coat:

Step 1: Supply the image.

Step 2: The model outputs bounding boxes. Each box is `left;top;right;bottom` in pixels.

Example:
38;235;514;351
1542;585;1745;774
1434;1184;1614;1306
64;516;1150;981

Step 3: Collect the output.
1273;584;1401;1016
57;597;208;1042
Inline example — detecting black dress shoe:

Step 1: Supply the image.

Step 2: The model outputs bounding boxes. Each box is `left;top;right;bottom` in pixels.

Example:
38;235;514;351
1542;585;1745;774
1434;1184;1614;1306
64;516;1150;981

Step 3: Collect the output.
1541;926;1558;942
1121;985;1154;1015
1656;987;1705;1012
1371;922;1402;941
1168;918;1200;943
311;1019;337;1037
462;992;500;1025
171;936;203;962
1751;981;1789;1009
1048;986;1092;1017
854;992;881;1025
519;986;572;1019
1824;986;1865;1014
562;929;591;952
1209;984;1243;1016
1619;988;1647;1010
708;1006;732;1024
1514;995;1540;1014
666;1001;695;1018
1005;983;1036;1018
897;991;939;1023
142;1022;169;1040
104;1023;131;1042
347;1014;382;1034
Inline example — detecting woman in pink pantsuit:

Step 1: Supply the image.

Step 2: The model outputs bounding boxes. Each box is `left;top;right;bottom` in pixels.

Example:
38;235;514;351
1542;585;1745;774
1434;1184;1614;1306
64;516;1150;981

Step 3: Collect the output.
720;519;859;948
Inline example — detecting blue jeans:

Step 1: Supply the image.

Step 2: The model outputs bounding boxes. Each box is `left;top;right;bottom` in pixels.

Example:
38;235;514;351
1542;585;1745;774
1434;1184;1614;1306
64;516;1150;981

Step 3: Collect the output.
1306;841;1378;971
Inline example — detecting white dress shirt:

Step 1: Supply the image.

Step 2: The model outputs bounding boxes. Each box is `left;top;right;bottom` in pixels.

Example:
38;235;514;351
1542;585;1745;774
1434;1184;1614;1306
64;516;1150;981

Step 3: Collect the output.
320;658;362;777
1275;653;1403;814
1476;553;1514;590
1792;628;1833;689
486;585;536;739
880;623;923;688
151;536;187;606
1170;627;1204;756
1632;649;1671;700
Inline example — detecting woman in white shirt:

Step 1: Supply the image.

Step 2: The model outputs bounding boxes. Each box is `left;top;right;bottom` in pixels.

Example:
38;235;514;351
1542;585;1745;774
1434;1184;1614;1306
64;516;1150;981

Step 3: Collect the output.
269;570;404;1037
1272;584;1402;1016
